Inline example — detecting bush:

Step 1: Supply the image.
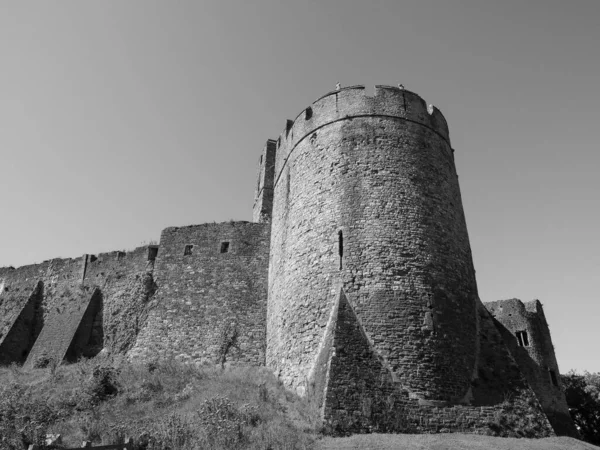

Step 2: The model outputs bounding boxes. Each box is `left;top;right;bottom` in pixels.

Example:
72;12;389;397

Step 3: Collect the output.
0;360;318;449
0;382;59;449
562;371;600;445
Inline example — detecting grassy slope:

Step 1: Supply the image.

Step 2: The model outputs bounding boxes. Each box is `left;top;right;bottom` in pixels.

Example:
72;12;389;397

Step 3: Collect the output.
319;434;599;450
0;357;319;449
1;358;598;450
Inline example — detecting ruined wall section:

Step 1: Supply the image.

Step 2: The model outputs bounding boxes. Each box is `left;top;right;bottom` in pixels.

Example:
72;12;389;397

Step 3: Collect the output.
484;299;576;436
253;139;277;223
0;245;156;366
0;257;86;365
313;289;553;436
0;281;44;364
129;222;269;366
24;285;97;368
83;246;157;355
268;86;479;403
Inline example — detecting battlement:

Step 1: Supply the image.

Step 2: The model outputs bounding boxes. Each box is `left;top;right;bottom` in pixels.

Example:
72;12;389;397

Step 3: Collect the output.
270;85;452;188
275;84;449;156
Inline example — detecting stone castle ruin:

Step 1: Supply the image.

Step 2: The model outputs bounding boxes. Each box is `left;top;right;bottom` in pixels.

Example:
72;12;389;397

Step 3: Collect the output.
0;85;576;436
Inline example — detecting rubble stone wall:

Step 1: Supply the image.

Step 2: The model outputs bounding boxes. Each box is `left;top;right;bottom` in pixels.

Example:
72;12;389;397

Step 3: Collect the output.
128;222;269;365
267;86;479;403
485;299;576;435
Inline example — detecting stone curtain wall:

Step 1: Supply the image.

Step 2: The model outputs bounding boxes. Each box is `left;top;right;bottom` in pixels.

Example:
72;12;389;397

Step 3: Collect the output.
0;246;155;366
253;139;277;223
485;299;577;436
0;257;86;365
0;281;43;364
83;246;156;355
24;286;98;368
128;222;269;366
267;86;479;403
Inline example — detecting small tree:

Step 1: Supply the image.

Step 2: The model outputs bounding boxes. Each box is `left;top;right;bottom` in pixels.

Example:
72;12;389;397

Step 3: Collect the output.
217;322;239;369
562;371;600;445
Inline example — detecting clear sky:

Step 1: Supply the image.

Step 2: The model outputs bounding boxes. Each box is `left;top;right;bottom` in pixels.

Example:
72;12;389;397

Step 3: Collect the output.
1;1;598;373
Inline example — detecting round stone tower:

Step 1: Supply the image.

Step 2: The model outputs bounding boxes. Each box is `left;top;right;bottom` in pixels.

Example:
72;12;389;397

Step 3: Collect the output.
267;85;479;403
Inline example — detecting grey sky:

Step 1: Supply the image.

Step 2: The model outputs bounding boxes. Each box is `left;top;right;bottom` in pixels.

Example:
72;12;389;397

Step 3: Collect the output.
1;1;598;373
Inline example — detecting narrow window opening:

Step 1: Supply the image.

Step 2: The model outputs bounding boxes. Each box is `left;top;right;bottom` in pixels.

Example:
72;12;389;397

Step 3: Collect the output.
549;369;558;386
338;230;343;270
259;154;263;164
220;242;230;253
516;330;529;347
184;245;193;256
305;107;313;120
277;137;281;148
147;246;159;261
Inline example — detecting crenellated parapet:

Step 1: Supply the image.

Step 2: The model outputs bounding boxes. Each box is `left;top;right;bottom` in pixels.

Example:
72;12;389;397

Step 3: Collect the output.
271;85;451;186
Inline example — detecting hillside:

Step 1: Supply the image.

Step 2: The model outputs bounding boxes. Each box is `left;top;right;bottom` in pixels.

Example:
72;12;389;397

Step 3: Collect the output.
320;433;598;450
0;358;596;450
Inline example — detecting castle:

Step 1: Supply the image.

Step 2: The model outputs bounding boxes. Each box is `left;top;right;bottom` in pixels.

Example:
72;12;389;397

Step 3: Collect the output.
0;85;576;436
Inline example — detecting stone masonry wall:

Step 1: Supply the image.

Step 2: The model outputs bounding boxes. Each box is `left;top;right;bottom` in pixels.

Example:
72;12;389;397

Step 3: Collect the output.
128;222;269;365
24;285;98;368
83;246;156;355
267;85;479;403
484;299;577;436
313;289;553;436
0;281;43;364
253;139;277;223
0;246;155;366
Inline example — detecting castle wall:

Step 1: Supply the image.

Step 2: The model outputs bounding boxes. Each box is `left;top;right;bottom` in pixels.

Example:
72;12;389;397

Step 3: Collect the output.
83;246;156;355
267;85;479;402
128;222;269;366
0;281;43;364
24;285;99;368
313;289;553;436
484;299;576;436
0;246;156;366
0;83;578;438
253;139;277;223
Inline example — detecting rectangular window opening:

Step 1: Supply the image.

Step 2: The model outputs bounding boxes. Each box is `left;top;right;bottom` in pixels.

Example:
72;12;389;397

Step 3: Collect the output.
147;246;159;261
184;245;193;256
549;369;558;386
220;242;230;253
516;330;529;347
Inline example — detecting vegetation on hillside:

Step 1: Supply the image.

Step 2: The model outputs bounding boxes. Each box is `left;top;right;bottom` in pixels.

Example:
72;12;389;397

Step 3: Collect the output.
0;357;319;449
2;359;598;450
562;371;600;445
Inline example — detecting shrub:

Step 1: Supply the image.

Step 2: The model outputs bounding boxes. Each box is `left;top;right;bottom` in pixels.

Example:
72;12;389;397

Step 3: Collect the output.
563;371;600;445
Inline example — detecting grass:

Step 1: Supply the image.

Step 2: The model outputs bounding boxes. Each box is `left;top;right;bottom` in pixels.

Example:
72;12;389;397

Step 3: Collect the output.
319;433;599;450
0;356;320;449
1;359;597;450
